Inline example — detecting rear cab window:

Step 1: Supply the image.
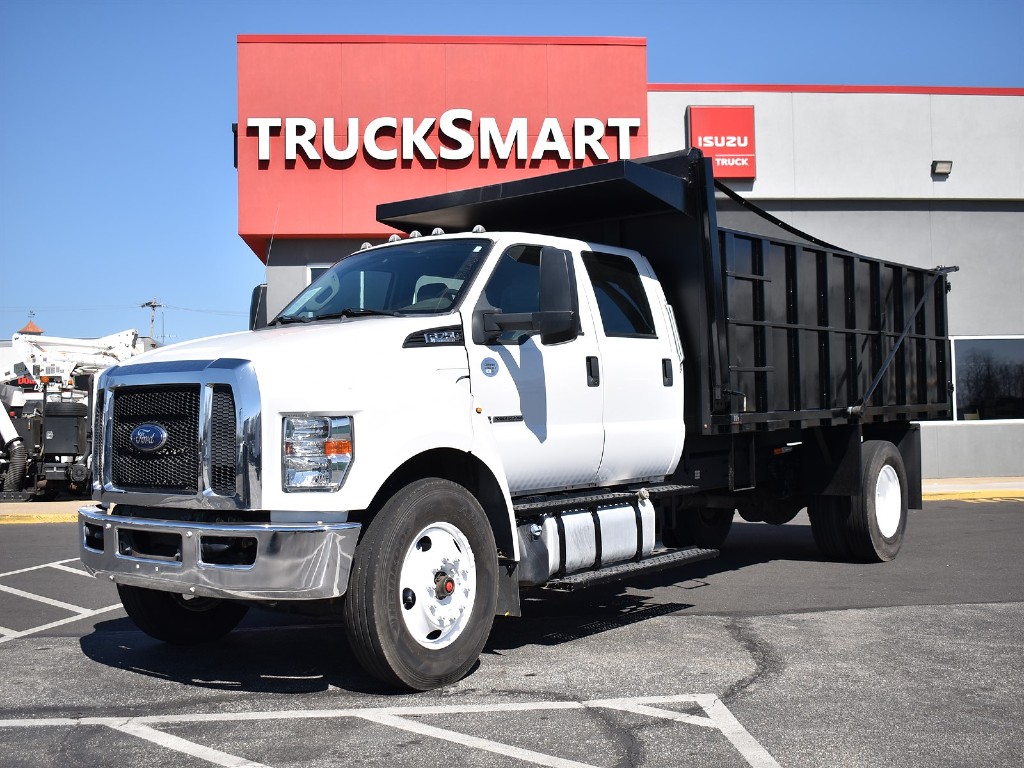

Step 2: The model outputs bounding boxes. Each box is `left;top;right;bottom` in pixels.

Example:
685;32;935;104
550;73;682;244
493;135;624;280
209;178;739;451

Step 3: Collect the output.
581;251;657;338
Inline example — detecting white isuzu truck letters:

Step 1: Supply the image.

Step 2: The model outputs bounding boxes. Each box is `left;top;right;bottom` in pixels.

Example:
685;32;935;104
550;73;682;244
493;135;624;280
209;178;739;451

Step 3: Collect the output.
79;150;955;689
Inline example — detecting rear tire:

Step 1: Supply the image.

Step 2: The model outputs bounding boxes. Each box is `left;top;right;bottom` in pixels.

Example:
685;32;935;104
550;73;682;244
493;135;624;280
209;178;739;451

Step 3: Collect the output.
344;478;498;691
849;440;908;562
808;496;852;560
664;507;733;549
43;402;88;417
808;440;908;562
117;585;248;644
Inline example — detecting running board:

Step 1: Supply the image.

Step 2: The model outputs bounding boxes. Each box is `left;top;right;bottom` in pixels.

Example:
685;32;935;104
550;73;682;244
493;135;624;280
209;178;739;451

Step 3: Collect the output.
513;483;697;516
541;546;719;592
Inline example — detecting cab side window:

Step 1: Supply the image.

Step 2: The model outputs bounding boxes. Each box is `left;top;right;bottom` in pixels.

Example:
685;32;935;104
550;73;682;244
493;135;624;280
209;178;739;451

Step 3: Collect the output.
582;251;656;338
482;245;541;344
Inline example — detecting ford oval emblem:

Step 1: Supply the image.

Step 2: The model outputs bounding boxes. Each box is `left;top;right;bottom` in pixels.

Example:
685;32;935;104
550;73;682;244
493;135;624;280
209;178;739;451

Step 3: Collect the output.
130;424;168;453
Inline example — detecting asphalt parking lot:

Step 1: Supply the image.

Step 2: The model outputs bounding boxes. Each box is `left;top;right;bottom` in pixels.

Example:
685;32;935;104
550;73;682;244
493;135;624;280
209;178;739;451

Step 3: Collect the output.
1;498;1022;767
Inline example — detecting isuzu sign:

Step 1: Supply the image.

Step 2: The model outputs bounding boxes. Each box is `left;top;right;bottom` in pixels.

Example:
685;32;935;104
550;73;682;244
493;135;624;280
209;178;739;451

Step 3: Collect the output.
247;111;642;165
687;105;756;179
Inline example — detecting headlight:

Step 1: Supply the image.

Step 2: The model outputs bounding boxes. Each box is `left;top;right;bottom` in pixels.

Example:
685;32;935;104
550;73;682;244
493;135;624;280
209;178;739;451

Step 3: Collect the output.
282;416;353;492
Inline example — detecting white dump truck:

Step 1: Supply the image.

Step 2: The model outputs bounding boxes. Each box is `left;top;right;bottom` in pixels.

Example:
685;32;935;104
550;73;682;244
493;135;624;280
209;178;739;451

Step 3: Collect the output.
79;150;955;689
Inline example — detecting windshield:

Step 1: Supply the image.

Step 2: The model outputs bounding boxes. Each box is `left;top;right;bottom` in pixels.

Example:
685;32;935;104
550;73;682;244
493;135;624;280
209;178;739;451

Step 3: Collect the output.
272;238;492;325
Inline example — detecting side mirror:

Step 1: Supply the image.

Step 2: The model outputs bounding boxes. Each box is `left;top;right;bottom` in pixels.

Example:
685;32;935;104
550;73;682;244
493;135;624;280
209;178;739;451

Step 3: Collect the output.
472;246;580;345
536;246;578;345
249;284;268;330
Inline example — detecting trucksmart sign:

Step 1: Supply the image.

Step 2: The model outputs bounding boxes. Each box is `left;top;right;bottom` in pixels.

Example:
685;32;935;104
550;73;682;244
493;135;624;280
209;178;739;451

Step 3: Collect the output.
688;105;757;179
236;35;650;255
247;112;643;164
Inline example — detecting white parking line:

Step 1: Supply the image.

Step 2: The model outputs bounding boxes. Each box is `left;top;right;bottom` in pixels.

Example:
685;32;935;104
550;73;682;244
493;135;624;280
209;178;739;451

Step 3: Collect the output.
0;695;781;767
108;721;272;768
0;604;123;645
0;558;80;579
0;583;92;614
361;711;597;768
596;696;781;768
0;557;122;644
49;563;94;578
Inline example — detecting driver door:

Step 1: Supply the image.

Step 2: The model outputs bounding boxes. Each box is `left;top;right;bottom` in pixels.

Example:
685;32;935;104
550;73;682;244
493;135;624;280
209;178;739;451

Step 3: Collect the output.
466;243;605;494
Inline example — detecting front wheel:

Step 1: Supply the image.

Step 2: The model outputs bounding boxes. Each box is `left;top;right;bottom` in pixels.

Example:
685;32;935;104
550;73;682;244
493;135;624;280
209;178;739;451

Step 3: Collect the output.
117;585;249;644
343;478;498;690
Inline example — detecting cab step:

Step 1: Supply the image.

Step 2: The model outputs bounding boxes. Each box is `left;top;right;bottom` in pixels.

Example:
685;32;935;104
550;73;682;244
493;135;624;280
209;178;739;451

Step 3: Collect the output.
513;483;697;517
542;546;719;592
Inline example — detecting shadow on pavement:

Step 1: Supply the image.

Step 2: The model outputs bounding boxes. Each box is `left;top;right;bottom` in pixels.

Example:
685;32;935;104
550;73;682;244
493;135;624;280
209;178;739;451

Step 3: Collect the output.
78;520;829;694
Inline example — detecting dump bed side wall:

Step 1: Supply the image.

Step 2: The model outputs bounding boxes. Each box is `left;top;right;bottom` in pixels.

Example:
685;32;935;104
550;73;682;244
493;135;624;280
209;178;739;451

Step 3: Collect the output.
716;228;953;432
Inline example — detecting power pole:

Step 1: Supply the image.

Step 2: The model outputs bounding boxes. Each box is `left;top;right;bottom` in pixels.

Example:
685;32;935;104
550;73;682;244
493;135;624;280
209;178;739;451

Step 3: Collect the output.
141;299;164;339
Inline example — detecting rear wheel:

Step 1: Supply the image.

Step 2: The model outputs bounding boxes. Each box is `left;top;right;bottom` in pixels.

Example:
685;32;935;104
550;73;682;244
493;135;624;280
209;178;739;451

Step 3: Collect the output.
117;585;249;644
849;440;908;561
344;478;498;690
808;440;908;562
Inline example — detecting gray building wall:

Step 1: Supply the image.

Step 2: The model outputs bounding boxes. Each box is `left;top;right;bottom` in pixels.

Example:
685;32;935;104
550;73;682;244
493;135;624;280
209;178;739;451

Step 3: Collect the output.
264;238;369;320
649;87;1024;477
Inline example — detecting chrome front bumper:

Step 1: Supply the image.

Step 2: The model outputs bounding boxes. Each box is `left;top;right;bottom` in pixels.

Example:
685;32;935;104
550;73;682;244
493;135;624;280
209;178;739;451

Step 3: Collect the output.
79;506;360;601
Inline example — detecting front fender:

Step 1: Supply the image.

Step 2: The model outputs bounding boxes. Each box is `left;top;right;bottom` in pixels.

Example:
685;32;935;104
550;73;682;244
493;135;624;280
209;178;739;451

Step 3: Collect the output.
259;373;518;559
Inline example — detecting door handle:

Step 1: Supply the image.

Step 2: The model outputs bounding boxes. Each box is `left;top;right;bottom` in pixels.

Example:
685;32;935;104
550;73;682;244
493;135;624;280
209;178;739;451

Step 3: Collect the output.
586;356;600;387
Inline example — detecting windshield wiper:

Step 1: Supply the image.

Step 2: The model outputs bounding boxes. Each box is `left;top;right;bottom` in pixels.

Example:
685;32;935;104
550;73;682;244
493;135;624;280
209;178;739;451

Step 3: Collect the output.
268;314;313;326
270;308;398;326
315;308;400;320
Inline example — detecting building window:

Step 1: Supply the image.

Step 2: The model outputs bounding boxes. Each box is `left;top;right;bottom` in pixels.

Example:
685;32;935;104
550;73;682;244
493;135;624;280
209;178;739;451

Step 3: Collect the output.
953;337;1024;421
308;264;333;285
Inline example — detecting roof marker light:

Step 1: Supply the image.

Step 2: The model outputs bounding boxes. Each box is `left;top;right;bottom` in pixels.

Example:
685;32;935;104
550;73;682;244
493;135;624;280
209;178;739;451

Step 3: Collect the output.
410;230;422;238
360;242;372;250
431;227;445;236
472;225;486;233
388;234;401;242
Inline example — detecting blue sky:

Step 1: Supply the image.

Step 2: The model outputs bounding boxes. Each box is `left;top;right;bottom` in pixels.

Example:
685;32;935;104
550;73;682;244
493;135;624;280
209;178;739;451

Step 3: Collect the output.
1;0;1021;344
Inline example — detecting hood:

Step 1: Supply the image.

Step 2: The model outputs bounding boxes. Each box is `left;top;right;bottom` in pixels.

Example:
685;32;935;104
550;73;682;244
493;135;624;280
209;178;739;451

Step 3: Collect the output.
116;315;467;386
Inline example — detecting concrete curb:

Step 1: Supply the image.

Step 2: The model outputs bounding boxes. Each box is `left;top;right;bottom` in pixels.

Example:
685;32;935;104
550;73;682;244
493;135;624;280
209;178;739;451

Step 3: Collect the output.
0;512;79;524
922;490;1024;502
0;500;83;525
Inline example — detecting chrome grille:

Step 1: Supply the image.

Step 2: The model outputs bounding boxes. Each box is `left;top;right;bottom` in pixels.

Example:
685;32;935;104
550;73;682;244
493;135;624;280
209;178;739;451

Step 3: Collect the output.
210;385;237;496
94;358;260;510
111;385;201;493
92;391;104;486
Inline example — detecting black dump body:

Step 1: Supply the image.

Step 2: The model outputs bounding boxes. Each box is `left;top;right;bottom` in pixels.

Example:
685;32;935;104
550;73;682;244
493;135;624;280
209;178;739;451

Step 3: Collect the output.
378;149;954;441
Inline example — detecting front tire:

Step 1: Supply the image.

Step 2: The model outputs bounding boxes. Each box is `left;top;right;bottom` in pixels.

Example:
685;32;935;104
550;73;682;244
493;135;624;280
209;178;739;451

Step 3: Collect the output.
117;585;249;644
344;478;498;690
